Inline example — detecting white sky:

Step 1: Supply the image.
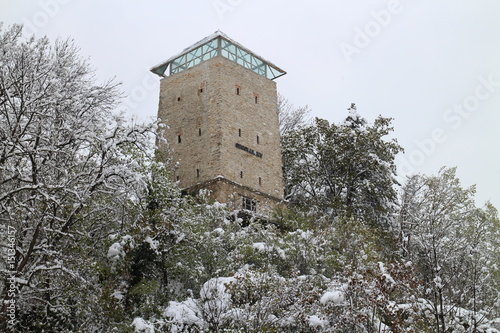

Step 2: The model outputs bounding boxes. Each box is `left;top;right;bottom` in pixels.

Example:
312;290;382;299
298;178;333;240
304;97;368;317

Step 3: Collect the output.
1;0;499;208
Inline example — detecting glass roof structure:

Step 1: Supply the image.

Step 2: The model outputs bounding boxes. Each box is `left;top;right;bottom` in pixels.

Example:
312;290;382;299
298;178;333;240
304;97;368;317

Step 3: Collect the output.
151;32;286;80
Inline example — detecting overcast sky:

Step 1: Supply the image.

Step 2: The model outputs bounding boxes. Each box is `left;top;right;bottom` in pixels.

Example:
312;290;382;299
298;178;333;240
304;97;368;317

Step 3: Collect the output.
2;0;499;208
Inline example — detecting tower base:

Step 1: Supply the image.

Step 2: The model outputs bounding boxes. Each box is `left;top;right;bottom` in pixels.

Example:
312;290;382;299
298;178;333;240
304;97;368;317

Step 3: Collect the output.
185;177;284;216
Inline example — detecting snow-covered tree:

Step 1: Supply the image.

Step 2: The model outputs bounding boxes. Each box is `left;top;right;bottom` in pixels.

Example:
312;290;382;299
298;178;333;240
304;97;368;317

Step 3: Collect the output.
0;24;154;331
399;167;500;332
282;110;403;227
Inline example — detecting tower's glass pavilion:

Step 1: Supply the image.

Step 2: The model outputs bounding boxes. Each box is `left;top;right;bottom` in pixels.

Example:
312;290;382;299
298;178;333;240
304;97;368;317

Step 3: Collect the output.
151;31;286;80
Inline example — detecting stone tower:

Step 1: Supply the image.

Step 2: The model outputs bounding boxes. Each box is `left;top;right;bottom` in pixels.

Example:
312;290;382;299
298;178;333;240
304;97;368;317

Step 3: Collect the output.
151;31;286;214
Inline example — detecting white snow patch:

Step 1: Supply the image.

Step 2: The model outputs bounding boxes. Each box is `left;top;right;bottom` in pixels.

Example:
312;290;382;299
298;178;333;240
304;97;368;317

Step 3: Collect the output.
251;243;286;259
107;235;134;261
144;236;158;250
164;298;200;326
252;242;267;251
200;276;235;300
211;201;226;209
111;290;124;301
320;290;345;305
308;315;327;327
275;247;286;259
213;227;225;235
107;242;124;261
378;262;396;286
131;317;155;333
433;276;443;289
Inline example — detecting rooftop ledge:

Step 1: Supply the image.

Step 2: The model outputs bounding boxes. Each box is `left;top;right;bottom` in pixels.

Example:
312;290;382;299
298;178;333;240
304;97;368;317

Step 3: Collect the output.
150;31;286;80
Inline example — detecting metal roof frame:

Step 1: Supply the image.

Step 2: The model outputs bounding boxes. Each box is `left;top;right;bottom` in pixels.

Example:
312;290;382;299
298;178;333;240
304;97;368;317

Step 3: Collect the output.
150;31;286;80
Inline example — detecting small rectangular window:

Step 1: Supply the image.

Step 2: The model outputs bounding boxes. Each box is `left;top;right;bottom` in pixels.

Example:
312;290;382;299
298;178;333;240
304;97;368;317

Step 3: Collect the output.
177;135;182;143
197;169;200;178
240;171;243;178
258;177;262;186
176;176;180;182
242;197;257;212
236;87;240;95
199;128;202;136
255;96;258;104
177;96;181;102
238;129;241;137
199;88;203;93
256;135;259;144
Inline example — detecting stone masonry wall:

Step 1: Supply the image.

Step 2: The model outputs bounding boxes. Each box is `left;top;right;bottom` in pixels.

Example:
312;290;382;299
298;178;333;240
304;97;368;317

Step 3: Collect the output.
157;55;284;213
158;58;221;187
